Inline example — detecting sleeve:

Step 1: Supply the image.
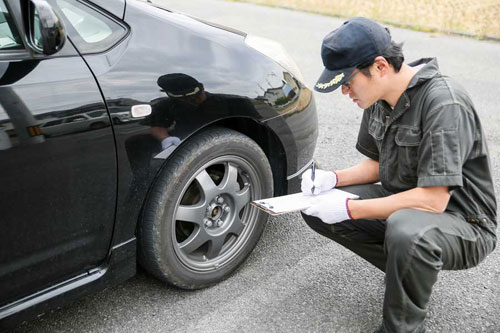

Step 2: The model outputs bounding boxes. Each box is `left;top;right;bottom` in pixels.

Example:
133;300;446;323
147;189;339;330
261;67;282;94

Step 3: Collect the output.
356;107;380;161
417;103;475;189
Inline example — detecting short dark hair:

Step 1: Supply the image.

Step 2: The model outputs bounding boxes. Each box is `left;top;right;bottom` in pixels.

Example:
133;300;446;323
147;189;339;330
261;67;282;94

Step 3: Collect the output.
357;41;405;76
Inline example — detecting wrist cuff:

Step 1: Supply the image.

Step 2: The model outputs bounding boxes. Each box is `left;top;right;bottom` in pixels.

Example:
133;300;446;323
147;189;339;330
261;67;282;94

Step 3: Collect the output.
346;198;354;220
332;170;338;188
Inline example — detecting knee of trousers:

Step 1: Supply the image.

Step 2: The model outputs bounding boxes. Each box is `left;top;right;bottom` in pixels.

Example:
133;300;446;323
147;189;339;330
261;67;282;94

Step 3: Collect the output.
385;209;438;255
301;211;333;237
385;209;445;273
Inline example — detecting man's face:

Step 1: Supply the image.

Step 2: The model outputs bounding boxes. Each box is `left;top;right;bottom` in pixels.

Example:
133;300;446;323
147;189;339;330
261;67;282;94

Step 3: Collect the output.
340;65;383;109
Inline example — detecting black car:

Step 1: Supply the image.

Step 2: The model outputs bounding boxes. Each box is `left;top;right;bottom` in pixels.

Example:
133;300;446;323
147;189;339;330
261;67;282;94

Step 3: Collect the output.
0;0;317;327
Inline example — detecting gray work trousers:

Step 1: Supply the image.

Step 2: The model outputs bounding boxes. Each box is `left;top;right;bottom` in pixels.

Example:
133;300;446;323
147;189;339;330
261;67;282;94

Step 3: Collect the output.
301;184;497;333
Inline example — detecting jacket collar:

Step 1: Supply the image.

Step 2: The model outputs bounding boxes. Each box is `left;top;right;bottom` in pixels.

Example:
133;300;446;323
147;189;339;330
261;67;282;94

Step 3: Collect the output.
406;58;441;89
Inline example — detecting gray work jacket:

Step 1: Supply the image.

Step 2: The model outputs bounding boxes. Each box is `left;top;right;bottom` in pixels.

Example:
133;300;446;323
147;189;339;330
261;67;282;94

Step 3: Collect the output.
356;58;497;232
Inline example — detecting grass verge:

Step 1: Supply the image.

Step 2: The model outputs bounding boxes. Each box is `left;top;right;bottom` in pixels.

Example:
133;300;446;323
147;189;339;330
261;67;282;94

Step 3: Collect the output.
230;0;500;40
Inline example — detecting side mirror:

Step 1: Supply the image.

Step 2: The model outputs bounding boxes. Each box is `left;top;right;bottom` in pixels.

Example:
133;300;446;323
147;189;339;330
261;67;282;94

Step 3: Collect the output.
28;0;65;55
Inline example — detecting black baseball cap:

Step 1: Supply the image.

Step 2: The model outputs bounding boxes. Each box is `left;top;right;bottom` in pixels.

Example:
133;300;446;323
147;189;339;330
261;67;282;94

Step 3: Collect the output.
315;17;391;93
157;73;202;98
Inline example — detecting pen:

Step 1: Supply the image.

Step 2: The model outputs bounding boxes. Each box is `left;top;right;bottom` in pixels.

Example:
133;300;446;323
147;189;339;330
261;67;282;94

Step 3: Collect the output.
311;160;316;195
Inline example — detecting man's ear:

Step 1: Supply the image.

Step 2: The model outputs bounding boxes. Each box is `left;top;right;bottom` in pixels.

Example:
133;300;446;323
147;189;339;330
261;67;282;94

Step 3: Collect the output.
373;56;390;77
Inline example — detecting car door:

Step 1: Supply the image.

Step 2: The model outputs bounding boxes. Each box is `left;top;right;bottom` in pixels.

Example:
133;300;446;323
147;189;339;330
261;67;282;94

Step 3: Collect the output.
0;0;116;306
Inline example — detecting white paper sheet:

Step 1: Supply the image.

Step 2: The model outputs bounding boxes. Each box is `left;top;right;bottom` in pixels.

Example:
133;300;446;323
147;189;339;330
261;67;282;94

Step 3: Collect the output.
251;189;359;216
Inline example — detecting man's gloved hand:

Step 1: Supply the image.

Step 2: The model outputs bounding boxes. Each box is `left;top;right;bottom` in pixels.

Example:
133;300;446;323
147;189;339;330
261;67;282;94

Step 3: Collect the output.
302;197;354;224
301;169;337;195
161;136;181;150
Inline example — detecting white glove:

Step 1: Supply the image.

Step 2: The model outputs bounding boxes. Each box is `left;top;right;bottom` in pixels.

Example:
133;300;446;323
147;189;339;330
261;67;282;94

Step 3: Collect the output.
303;197;354;224
161;136;181;150
301;169;337;195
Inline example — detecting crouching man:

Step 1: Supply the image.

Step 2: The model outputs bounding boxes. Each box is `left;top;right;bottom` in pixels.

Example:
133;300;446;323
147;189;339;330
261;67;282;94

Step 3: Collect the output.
301;17;497;333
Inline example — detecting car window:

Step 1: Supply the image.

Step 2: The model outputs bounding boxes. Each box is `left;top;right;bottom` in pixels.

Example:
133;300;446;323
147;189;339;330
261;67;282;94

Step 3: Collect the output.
87;110;106;117
0;0;23;50
54;0;126;53
42;119;63;127
65;115;88;122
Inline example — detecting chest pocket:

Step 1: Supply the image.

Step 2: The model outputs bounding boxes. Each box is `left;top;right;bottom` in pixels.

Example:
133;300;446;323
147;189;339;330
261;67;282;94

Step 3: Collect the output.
395;127;421;185
368;117;385;152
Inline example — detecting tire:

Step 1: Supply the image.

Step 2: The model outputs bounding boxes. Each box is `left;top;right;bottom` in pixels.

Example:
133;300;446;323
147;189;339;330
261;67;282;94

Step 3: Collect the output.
138;127;273;289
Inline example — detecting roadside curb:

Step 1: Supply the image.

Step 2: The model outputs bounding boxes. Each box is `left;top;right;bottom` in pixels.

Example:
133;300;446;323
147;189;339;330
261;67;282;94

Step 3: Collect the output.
231;1;500;42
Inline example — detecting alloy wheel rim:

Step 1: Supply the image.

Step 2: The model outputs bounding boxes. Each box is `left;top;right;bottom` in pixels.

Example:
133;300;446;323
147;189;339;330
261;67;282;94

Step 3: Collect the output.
171;155;262;271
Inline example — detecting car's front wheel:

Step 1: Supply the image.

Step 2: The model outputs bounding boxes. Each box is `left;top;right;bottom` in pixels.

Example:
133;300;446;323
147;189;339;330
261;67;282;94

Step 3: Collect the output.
138;127;273;289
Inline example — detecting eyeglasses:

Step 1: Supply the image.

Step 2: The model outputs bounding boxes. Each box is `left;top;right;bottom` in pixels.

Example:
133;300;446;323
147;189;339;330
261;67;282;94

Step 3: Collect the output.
342;69;360;90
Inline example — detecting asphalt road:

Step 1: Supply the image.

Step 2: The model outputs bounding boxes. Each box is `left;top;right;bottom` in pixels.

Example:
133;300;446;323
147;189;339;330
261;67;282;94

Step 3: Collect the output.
16;1;500;332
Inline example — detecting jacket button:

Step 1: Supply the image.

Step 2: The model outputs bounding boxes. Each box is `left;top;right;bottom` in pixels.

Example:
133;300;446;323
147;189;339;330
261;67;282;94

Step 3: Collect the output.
482;218;487;223
404;102;409;108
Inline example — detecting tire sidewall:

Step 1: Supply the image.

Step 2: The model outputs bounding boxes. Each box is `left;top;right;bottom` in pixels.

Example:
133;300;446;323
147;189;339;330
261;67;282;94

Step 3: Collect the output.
141;128;273;288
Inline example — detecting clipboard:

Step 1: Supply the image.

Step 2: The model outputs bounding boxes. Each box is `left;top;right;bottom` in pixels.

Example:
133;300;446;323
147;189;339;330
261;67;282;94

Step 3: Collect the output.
251;189;359;216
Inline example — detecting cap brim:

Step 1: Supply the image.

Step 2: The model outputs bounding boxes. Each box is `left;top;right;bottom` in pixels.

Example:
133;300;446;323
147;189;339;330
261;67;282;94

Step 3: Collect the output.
165;86;200;98
314;66;356;93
